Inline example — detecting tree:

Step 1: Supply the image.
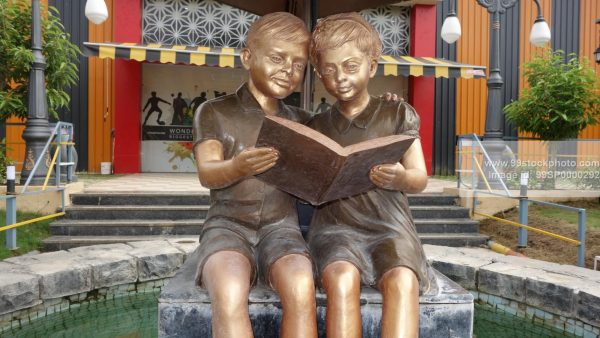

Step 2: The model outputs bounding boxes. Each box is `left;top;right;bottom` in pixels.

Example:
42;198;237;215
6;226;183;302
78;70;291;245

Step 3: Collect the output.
0;0;80;121
504;49;600;140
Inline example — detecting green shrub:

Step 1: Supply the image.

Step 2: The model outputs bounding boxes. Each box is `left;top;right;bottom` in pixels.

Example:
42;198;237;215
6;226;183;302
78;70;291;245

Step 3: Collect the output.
504;49;600;140
0;0;80;121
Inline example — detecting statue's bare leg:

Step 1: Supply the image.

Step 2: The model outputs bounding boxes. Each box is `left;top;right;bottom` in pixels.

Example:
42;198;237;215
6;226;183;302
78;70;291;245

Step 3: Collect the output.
270;254;317;338
379;266;419;338
202;251;253;338
321;261;361;338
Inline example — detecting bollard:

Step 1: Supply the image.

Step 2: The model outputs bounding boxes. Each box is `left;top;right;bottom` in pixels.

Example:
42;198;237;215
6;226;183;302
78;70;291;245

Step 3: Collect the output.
5;165;17;250
517;172;529;248
6;165;15;194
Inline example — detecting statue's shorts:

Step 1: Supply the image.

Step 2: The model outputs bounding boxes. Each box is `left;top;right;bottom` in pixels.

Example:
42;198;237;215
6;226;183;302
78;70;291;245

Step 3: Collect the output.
194;216;310;287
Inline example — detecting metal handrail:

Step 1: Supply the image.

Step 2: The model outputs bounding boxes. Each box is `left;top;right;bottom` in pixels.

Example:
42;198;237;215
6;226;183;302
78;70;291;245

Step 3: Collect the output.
469;133;512;196
21;122;75;193
3;122;74;250
472;190;587;267
456;134;589;267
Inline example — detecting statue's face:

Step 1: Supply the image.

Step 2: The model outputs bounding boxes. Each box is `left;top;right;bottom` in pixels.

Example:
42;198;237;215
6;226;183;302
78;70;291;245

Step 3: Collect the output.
315;42;376;102
245;39;308;99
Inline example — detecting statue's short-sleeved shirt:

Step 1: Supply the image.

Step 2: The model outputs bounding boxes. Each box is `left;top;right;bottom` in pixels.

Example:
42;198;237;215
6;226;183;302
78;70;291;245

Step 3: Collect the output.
308;97;432;292
192;83;312;284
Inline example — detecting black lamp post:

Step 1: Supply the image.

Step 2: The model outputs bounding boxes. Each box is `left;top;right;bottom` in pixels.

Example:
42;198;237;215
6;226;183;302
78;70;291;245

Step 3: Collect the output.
441;0;550;189
20;0;51;185
441;0;550;143
20;0;108;185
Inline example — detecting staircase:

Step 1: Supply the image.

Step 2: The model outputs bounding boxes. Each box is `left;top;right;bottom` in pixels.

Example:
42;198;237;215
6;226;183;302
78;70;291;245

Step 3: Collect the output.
43;192;487;251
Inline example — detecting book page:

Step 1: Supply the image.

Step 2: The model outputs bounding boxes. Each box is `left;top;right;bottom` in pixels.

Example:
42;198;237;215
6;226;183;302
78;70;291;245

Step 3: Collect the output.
256;116;344;204
319;136;415;203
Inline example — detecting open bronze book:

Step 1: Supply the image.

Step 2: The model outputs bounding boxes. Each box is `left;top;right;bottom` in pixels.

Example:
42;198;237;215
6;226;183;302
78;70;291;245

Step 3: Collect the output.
256;115;415;205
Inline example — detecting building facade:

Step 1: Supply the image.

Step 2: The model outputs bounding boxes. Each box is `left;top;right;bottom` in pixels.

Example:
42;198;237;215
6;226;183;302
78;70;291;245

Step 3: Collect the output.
3;0;599;176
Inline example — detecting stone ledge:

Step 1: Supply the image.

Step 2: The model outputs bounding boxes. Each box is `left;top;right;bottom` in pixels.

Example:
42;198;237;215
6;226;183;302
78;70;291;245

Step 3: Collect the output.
0;238;195;316
424;245;600;328
1;241;599;334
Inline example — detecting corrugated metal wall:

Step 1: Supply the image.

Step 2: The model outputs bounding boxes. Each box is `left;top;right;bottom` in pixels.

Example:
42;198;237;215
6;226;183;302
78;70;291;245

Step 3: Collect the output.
579;0;600;140
552;0;580;56
433;1;457;176
87;0;114;173
455;1;488;137
5;118;25;171
50;0;90;171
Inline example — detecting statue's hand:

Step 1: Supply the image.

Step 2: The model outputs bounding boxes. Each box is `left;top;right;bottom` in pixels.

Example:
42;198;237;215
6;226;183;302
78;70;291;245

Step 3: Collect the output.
369;163;406;190
233;147;279;176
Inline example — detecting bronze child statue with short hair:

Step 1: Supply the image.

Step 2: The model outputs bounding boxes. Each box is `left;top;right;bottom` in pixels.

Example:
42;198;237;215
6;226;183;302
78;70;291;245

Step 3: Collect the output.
192;12;317;338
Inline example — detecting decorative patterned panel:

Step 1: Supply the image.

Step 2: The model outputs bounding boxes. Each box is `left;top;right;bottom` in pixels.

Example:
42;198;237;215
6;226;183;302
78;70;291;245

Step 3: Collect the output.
143;0;258;47
360;6;411;56
142;1;411;55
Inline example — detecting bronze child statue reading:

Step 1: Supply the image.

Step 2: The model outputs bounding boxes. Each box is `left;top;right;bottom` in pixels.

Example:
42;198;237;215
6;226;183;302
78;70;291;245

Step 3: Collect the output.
192;10;426;338
307;13;433;338
192;12;317;338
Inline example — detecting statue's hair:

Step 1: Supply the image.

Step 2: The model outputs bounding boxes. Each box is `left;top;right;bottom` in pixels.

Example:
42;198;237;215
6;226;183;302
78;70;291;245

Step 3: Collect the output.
310;12;382;66
246;12;309;50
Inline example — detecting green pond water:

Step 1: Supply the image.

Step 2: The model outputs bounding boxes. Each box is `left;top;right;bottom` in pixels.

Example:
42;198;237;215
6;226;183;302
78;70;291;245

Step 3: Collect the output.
1;291;578;338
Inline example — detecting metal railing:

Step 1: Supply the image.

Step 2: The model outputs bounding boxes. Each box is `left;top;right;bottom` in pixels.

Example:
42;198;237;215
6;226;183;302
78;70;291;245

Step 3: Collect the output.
2;122;75;250
457;134;588;267
21;122;76;193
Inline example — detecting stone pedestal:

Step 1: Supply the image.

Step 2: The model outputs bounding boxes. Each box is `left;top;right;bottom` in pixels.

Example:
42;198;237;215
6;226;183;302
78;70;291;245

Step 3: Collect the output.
159;249;473;338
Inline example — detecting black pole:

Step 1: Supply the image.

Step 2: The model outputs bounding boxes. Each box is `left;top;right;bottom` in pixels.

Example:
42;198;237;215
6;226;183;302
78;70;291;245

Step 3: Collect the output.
20;0;52;185
473;0;518;187
475;0;518;141
483;10;504;140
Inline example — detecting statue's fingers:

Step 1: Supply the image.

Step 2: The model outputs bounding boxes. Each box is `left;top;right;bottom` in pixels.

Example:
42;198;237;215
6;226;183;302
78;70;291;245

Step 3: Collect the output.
254;161;277;174
243;147;275;157
373;170;395;181
252;157;278;170
246;152;278;164
377;165;398;175
369;171;389;187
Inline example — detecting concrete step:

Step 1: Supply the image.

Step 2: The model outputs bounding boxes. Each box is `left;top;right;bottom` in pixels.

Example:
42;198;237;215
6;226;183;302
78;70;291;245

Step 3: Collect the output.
410;205;470;219
42;232;488;252
49;219;204;236
42;235;199;251
406;193;457;206
70;193;451;207
419;233;488;247
49;218;478;237
63;205;209;220
71;193;210;206
61;205;469;221
414;219;479;234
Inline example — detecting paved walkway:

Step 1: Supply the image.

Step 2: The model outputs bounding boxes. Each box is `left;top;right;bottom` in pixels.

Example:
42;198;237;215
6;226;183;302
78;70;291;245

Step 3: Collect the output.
84;173;456;194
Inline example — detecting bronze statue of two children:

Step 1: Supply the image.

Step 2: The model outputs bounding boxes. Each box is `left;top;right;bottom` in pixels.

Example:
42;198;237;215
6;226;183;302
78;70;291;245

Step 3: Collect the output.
192;11;433;338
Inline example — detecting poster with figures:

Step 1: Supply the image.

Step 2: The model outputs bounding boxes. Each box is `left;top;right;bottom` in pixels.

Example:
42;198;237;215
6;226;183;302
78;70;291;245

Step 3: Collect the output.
141;63;247;172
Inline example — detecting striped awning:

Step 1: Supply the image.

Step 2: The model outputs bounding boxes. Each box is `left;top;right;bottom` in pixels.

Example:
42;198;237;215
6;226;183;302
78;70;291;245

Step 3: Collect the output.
83;42;486;79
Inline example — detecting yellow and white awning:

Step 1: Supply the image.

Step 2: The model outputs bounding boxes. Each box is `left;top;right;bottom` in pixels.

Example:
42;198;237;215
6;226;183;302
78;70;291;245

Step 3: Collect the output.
83;42;486;79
